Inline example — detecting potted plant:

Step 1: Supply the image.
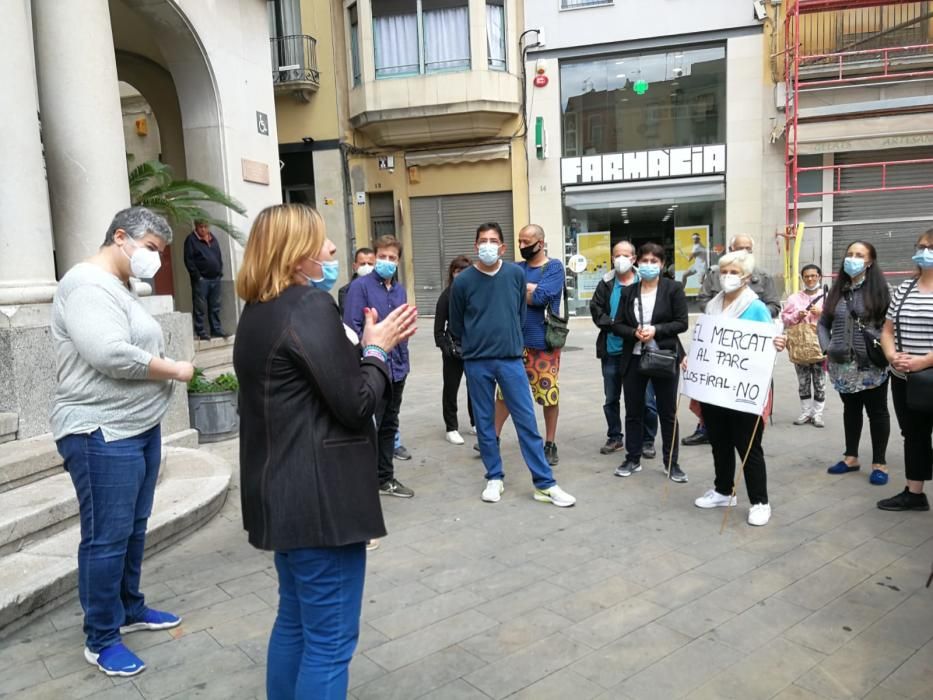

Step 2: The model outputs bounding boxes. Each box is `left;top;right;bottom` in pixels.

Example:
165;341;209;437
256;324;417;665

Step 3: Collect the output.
187;368;240;443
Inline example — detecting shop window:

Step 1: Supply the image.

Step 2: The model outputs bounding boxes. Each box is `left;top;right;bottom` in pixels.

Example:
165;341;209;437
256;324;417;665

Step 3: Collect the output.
560;44;726;156
373;0;470;79
487;0;506;71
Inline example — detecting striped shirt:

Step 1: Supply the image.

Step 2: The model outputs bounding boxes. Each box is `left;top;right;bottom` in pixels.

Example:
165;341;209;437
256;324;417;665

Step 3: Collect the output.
886;279;933;356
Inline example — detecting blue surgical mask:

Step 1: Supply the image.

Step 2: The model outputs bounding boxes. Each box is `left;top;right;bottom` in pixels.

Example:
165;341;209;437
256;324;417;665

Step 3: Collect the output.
477;243;501;266
843;257;866;277
912;248;933;269
374;259;398;280
638;263;661;280
304;259;340;291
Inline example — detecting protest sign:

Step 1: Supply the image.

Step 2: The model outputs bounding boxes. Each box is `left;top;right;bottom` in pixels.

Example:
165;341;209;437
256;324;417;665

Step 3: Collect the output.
682;314;778;415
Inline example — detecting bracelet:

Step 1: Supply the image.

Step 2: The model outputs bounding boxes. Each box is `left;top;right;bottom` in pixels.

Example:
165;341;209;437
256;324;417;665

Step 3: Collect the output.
363;345;388;363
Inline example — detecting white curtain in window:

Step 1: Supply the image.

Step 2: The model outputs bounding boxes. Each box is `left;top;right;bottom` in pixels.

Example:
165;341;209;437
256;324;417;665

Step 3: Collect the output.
374;14;420;76
486;4;506;70
423;6;470;72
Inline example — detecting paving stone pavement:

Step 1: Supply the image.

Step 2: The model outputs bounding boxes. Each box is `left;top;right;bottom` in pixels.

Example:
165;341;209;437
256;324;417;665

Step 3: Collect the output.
2;318;932;700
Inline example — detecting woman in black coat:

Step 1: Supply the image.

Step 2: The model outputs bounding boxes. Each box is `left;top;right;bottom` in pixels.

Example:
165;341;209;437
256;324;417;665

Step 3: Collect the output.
434;255;474;444
233;204;417;700
611;242;689;482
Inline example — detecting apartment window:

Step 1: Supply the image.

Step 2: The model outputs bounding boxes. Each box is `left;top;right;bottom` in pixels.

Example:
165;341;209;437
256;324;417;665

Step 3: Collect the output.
348;3;361;86
486;0;506;71
561;0;612;8
373;0;470;79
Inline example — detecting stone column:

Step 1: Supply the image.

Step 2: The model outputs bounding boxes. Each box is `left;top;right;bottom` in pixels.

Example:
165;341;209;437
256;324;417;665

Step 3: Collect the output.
0;0;57;304
32;0;130;276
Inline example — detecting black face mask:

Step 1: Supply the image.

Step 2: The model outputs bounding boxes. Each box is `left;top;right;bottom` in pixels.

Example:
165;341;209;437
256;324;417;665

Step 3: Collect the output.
519;242;540;261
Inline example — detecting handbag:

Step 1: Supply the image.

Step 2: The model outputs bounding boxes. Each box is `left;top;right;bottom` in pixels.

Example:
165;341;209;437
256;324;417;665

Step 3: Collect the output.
543;260;569;351
785;294;824;365
846;292;887;369
636;284;677;378
894;278;933;412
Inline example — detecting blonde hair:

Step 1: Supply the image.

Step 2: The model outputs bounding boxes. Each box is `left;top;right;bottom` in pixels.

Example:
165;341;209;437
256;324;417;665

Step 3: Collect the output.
718;250;755;277
236;204;326;303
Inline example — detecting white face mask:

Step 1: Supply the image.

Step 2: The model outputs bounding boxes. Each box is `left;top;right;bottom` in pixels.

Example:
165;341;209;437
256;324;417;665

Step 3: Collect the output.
122;240;162;278
356;263;374;277
614;256;633;275
477;242;501;266
721;273;744;294
804;282;820;292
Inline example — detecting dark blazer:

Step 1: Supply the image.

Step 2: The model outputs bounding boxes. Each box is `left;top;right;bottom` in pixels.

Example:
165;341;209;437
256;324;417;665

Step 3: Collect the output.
610;277;689;375
233;285;389;551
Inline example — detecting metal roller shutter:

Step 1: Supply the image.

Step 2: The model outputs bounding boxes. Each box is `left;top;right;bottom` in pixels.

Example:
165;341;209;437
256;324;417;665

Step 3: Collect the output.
833;148;933;279
410;191;514;311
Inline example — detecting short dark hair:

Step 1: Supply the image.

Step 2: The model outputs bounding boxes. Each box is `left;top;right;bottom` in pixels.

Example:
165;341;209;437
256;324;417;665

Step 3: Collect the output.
354;246;374;262
447;255;471;285
637;242;666;263
476;222;503;243
374;235;402;256
800;263;822;277
103;207;173;246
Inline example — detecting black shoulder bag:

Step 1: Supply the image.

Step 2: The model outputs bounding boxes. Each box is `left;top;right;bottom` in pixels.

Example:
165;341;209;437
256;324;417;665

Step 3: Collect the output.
894;278;933;412
543;260;569;351
846;291;887;369
636;283;678;378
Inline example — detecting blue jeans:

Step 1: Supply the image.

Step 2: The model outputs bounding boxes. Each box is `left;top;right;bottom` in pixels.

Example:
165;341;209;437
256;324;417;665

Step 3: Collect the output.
56;425;161;652
267;544;366;700
602;355;658;446
464;357;556;489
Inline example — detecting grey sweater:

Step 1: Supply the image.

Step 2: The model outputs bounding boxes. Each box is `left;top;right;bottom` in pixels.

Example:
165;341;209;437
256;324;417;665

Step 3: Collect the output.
50;263;173;441
817;285;876;368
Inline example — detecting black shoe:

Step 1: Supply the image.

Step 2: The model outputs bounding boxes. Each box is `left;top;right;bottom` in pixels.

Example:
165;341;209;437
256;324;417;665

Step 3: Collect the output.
393;446;412;461
681;429;709;447
642;443;657;460
669;464;688;483
197;334;211;341
877;487;929;512
211;331;229;339
544;442;559;466
379;478;414;498
600;438;624;455
614;460;642;477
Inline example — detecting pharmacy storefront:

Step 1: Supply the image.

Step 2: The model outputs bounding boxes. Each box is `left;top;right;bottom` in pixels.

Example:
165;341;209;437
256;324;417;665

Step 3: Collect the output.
542;43;732;314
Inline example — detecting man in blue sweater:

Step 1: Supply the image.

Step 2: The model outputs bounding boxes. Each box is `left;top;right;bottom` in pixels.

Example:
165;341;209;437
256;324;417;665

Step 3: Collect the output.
449;223;576;507
494;224;565;466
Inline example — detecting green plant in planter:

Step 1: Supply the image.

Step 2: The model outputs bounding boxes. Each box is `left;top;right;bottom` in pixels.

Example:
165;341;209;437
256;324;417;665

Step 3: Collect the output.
187;368;239;394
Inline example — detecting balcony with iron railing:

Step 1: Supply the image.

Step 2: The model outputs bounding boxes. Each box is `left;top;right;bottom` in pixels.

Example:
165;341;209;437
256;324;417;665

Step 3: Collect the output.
271;34;320;101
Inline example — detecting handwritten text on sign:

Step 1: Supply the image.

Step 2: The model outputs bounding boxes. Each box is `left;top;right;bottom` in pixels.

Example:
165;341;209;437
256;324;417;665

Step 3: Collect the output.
682;314;778;415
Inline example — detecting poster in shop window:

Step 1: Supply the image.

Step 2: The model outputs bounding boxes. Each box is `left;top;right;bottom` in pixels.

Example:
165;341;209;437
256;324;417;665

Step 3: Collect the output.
574;231;611;301
674;225;709;296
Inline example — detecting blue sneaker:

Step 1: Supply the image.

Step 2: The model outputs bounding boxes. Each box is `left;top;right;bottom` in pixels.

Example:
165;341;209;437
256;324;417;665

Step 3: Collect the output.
84;643;146;677
121;608;182;633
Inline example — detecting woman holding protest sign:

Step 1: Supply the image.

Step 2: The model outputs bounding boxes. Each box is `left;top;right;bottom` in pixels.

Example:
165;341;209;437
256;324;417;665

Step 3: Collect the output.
818;241;891;486
692;251;779;526
877;229;933;512
781;264;828;428
611;242;689;483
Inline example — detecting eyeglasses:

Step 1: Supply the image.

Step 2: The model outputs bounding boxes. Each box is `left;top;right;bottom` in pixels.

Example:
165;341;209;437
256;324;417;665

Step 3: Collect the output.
918;244;933;251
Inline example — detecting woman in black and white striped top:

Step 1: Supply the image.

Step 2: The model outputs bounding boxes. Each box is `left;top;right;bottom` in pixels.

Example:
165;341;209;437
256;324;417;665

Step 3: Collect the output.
878;228;933;513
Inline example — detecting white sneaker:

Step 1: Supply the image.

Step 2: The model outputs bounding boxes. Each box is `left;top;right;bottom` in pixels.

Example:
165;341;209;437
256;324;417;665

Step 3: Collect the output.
748;503;772;526
534;484;576;507
468;426;477;435
793;411;812;426
446;430;465;445
482;479;504;503
694;489;737;509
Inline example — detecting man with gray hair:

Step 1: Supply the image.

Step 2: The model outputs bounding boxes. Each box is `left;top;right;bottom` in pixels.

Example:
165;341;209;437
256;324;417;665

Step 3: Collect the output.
686;234;781;447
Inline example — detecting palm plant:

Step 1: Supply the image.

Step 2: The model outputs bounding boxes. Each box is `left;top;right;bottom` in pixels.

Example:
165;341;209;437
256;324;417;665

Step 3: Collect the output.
128;159;247;244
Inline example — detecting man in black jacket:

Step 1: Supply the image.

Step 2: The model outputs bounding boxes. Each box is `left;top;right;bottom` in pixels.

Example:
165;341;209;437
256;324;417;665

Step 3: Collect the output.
590;241;658;458
337;247;375;315
183;220;226;340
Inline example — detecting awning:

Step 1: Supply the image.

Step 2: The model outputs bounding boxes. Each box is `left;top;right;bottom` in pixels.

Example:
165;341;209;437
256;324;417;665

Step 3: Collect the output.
564;175;725;210
405;143;510;167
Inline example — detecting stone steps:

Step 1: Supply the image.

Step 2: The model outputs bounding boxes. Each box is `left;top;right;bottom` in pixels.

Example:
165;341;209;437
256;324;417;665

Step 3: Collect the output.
0;414;17;445
0;431;228;636
194;335;235;373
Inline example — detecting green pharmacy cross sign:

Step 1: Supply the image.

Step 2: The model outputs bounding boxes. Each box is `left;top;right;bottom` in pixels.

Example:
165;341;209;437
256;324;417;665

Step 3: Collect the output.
633;79;649;95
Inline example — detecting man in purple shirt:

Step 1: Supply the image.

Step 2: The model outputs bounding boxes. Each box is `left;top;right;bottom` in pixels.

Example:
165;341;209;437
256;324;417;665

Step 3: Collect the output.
343;235;414;498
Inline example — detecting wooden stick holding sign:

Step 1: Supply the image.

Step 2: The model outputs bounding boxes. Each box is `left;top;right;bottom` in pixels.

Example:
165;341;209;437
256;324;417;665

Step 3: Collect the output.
681;314;779;532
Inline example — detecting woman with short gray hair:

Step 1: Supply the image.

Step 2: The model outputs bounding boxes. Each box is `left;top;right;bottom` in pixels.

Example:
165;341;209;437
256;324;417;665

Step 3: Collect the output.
51;206;195;677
